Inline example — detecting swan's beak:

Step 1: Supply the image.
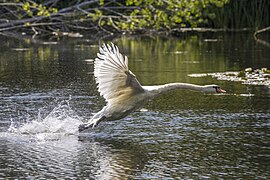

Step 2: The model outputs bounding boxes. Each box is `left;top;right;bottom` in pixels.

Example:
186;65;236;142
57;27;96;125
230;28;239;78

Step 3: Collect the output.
216;87;226;93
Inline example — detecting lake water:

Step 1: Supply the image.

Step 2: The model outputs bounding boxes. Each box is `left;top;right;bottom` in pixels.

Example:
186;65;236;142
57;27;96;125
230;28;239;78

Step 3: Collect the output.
0;33;269;179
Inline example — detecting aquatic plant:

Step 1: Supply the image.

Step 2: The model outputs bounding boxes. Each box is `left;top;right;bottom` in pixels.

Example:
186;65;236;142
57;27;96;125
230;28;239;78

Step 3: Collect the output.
189;68;270;87
237;71;246;78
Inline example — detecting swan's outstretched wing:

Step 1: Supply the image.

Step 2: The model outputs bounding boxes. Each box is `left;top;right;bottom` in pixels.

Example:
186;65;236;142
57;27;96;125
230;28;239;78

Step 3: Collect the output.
94;43;144;104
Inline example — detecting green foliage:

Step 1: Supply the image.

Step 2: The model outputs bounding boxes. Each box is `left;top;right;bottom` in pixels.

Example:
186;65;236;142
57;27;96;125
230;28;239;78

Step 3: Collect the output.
237;71;246;78
2;0;269;35
22;1;58;17
88;9;102;21
92;0;229;32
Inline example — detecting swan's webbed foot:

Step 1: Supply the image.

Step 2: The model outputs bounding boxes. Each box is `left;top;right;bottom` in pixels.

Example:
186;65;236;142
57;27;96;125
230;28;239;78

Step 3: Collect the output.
78;122;96;132
78;123;92;132
78;117;103;132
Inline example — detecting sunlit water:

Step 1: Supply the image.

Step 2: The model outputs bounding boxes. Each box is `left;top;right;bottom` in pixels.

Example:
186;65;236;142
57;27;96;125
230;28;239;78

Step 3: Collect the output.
0;33;269;179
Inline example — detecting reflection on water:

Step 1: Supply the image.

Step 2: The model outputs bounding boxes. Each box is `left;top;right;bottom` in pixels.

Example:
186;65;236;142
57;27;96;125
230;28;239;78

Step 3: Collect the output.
0;33;269;179
0;133;146;179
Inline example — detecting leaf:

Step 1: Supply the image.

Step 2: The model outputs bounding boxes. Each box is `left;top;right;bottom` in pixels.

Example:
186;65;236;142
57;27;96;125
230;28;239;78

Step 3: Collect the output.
24;22;31;27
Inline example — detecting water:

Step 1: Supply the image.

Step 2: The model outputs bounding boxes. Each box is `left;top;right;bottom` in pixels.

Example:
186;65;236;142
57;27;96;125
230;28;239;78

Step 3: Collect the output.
0;33;269;179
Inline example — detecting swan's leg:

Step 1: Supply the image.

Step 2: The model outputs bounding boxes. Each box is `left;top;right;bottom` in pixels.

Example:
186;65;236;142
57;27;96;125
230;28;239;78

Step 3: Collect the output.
78;116;105;132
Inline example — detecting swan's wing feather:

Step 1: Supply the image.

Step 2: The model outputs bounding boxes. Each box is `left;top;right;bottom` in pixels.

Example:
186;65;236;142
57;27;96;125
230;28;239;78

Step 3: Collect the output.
94;43;144;103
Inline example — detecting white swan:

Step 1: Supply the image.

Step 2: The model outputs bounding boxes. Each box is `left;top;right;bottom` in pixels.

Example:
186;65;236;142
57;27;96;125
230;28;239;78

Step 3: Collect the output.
79;43;226;131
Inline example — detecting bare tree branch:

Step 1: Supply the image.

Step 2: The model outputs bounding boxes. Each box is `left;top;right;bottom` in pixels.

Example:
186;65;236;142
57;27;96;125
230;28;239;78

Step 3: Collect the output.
254;26;270;37
254;26;270;48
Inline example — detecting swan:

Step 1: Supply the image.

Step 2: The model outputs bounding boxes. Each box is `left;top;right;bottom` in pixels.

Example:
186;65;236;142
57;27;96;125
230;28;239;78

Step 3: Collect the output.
79;43;226;131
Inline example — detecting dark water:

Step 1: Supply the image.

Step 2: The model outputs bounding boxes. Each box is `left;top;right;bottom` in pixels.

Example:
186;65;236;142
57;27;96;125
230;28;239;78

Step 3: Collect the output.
0;33;269;179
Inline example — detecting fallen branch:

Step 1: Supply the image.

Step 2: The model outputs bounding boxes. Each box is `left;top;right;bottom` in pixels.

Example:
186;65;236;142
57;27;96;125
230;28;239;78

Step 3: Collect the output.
253;26;270;47
1;0;266;39
171;27;251;33
253;26;270;37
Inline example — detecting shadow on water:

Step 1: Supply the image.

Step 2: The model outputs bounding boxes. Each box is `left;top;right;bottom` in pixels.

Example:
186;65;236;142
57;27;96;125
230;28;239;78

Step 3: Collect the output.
0;33;269;179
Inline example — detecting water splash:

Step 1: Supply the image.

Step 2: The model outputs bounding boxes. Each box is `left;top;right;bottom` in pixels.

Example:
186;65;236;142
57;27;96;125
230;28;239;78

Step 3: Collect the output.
8;101;83;141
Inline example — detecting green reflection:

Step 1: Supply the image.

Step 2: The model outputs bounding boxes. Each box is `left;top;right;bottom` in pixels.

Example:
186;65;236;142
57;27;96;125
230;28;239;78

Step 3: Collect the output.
116;35;234;85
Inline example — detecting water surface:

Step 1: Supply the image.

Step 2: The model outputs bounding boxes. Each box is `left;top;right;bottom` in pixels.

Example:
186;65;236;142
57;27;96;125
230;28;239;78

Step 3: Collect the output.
0;33;269;179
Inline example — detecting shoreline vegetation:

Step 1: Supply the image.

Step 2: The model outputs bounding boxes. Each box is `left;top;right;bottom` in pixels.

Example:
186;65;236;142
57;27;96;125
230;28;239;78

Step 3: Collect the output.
0;0;269;42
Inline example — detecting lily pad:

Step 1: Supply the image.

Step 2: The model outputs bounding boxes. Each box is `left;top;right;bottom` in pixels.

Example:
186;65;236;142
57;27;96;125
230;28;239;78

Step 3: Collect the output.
189;68;270;87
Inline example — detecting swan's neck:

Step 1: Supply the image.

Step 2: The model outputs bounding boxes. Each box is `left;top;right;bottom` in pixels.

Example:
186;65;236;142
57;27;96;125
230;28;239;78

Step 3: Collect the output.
143;83;205;96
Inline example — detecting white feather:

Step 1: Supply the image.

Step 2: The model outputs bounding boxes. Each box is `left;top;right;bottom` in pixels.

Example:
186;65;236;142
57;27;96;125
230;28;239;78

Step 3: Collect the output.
94;43;143;104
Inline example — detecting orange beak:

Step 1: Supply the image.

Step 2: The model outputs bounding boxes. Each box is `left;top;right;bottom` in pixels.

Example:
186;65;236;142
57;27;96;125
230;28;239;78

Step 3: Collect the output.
217;87;226;93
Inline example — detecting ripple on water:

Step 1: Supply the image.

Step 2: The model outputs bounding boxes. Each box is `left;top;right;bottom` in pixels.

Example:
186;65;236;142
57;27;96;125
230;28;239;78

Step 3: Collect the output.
91;110;269;179
0;100;149;179
0;104;269;179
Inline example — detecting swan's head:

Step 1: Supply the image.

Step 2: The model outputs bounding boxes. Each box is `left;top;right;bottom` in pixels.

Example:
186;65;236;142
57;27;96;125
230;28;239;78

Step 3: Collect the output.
203;85;226;93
